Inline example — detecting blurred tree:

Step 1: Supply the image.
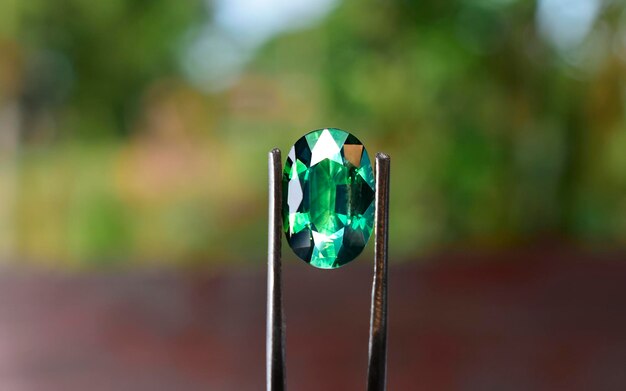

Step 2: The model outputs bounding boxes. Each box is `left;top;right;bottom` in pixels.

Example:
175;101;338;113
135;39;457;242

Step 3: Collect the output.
254;0;626;254
16;0;206;139
3;0;626;265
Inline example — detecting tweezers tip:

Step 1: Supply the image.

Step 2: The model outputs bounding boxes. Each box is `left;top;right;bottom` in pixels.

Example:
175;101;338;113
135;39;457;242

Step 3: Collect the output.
375;152;390;161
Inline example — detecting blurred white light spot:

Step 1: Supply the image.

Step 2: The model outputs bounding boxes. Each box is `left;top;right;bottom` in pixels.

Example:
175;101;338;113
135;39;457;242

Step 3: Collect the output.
537;0;601;51
182;28;250;92
215;0;337;46
182;0;338;92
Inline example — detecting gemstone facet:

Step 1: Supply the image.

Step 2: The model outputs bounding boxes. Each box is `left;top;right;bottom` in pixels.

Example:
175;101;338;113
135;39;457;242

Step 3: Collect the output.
282;128;375;269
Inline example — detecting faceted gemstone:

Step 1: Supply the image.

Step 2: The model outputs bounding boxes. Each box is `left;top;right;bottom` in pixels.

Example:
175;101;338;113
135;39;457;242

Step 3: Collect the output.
282;128;375;269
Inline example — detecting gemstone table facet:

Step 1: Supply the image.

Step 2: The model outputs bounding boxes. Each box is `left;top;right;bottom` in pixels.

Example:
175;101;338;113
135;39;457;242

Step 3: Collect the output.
282;128;375;269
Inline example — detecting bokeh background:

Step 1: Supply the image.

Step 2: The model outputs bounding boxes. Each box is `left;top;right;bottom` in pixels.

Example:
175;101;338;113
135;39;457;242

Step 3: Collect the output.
0;0;625;389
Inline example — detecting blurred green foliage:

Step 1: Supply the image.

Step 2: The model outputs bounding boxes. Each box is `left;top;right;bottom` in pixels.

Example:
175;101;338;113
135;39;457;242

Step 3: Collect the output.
17;0;205;137
0;0;625;266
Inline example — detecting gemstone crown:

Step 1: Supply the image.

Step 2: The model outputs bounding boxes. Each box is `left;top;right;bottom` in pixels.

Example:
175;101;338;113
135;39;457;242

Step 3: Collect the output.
282;128;375;269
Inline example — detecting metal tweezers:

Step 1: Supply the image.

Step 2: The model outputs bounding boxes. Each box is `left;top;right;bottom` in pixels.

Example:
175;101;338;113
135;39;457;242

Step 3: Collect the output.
267;148;390;391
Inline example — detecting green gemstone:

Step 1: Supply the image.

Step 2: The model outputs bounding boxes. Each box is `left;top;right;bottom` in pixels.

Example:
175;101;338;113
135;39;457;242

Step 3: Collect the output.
282;128;375;269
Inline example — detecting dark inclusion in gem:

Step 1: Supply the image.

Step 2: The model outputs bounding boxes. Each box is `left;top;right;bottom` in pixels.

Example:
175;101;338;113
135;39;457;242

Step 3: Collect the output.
282;128;375;269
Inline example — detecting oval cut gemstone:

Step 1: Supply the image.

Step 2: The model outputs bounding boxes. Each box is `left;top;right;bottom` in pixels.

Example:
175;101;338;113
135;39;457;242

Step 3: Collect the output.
282;128;375;269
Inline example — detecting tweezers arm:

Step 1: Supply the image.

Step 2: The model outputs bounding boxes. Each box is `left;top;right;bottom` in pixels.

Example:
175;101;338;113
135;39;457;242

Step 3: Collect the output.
267;148;286;391
367;153;390;391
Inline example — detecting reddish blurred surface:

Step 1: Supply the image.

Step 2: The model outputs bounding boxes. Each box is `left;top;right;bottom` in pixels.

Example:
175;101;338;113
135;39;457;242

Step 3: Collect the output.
0;246;625;391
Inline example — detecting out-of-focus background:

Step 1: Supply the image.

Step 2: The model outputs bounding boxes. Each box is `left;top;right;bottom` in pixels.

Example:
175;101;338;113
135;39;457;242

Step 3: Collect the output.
0;0;625;389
